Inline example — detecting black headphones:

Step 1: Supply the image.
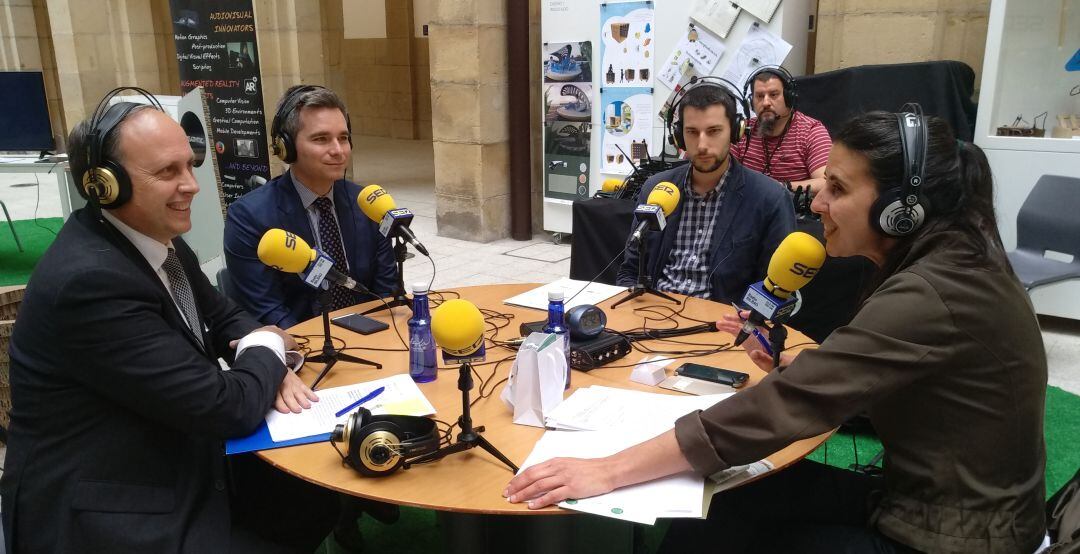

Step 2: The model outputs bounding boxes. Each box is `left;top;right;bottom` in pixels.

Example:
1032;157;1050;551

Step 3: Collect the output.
79;87;165;209
270;85;352;164
667;76;749;150
742;65;798;112
870;103;930;237
330;407;441;477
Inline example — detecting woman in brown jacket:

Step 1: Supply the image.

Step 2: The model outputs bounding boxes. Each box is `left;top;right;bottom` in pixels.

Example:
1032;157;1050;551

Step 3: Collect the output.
505;110;1048;553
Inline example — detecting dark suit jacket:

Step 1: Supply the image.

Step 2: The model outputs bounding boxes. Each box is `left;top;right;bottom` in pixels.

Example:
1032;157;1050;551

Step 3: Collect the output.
616;160;796;304
0;208;286;553
223;172;397;328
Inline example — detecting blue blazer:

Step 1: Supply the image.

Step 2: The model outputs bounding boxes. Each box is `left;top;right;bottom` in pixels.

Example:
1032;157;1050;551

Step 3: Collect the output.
616;160;796;305
224;172;397;328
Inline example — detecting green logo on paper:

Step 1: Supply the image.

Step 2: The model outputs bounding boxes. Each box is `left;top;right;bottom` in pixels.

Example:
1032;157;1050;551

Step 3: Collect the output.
565;499;578;505
611;508;624;515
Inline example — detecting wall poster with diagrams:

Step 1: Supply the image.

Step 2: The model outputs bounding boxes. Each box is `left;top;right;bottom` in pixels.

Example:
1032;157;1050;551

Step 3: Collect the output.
600;1;655;174
543;41;594;201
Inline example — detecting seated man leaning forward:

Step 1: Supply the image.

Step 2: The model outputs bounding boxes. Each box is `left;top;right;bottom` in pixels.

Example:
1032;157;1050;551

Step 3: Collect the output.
225;84;396;329
0;91;334;553
616;82;795;304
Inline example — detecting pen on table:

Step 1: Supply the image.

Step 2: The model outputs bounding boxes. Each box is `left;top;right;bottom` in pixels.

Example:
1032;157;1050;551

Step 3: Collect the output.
335;386;385;418
731;303;774;357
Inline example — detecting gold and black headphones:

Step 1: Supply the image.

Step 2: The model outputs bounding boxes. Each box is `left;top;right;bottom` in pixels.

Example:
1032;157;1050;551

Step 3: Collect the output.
742;65;798;112
270;85;352;164
79;87;165;209
330;407;441;477
667;76;750;150
871;103;930;237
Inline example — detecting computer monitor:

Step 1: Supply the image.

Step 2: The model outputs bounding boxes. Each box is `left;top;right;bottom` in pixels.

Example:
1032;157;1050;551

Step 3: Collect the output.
0;71;56;152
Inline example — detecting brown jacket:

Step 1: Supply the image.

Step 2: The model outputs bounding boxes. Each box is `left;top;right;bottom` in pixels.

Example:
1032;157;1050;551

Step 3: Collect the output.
675;230;1047;553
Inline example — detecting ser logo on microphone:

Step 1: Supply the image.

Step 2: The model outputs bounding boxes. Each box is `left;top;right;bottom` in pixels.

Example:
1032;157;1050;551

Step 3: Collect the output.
366;188;387;204
789;263;819;278
654;182;678;196
284;232;297;250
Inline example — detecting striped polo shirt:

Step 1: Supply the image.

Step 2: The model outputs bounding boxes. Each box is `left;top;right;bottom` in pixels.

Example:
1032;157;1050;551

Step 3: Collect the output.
731;111;832;182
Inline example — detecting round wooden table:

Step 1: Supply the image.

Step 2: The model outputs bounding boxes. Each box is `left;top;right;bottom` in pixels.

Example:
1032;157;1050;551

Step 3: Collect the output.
258;283;829;516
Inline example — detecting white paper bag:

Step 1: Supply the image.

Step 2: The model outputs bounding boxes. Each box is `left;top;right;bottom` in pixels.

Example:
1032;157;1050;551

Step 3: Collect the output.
499;332;568;427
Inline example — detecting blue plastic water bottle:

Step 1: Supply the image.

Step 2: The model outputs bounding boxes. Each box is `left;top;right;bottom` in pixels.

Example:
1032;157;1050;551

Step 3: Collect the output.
542;290;571;389
408;282;437;383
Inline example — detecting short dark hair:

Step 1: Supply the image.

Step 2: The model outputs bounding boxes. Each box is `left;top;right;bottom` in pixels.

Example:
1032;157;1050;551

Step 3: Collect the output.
752;69;787;89
678;84;738;133
276;85;349;139
67;104;156;188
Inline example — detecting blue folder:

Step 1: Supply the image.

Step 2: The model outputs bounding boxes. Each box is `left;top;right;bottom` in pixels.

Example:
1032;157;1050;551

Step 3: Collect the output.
226;420;331;455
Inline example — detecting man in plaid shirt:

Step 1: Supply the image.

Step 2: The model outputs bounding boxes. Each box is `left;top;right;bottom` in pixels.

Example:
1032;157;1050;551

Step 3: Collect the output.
617;85;795;304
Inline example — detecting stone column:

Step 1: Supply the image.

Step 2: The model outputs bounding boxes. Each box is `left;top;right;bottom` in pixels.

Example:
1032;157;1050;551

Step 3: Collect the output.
45;0;169;129
429;0;510;242
252;0;332;174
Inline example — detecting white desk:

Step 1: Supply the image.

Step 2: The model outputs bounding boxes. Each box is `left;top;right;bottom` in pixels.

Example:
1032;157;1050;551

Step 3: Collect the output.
0;157;80;219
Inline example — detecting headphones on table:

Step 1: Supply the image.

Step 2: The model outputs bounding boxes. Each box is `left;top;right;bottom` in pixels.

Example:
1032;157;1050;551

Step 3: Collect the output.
871;103;930;237
78;87;165;209
667;76;750;150
270;85;353;164
742;65;798;112
330;407;441;477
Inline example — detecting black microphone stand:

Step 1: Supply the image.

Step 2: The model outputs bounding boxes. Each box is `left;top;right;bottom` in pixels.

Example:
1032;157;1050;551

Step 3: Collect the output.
362;236;413;316
612;235;680;309
308;288;382;390
402;360;518;473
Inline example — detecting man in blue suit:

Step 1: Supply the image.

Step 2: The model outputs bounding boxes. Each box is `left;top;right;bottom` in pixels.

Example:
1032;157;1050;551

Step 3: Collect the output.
617;83;795;304
225;85;397;329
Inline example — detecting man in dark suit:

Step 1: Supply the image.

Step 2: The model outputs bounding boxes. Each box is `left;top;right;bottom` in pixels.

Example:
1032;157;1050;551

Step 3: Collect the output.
617;84;795;304
0;98;334;552
224;85;397;329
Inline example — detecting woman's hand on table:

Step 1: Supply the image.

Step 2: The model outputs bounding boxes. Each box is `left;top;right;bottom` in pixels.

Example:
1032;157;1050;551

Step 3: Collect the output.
504;457;616;509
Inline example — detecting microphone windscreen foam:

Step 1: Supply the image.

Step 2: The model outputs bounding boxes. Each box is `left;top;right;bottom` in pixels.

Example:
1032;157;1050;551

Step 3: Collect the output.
257;228;315;273
358;184;398;223
764;231;826;298
647;181;681;216
431;299;486;357
601;178;624;192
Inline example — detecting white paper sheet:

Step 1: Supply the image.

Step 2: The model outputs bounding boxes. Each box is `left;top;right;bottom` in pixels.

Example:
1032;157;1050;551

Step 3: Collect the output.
690;0;741;39
658;23;726;90
520;429;706;525
265;373;436;442
737;0;782;23
721;22;792;88
544;385;732;434
502;278;627;312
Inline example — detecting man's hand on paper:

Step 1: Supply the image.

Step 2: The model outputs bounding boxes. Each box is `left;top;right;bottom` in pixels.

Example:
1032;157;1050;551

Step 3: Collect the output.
230;325;299;351
274;371;319;414
716;312;796;372
504;457;616;509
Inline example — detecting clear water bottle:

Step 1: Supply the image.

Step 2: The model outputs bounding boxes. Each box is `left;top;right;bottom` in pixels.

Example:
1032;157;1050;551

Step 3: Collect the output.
408;282;437;383
542;290;571;389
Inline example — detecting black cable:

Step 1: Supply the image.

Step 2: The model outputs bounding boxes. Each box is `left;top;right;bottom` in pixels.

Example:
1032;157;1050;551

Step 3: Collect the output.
565;242;631;305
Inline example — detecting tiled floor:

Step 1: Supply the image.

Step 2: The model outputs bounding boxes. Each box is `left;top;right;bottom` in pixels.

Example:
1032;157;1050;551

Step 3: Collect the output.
2;136;1079;399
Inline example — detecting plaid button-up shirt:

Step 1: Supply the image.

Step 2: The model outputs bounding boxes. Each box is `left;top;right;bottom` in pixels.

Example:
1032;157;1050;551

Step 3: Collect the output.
656;167;730;299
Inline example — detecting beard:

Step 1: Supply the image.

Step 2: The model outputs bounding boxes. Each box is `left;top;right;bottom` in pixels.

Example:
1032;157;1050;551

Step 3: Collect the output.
692;152;726;174
757;110;780;136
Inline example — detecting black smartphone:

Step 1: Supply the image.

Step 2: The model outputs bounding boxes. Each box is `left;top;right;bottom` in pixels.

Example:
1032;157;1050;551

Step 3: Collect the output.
331;313;389;335
674;363;749;388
